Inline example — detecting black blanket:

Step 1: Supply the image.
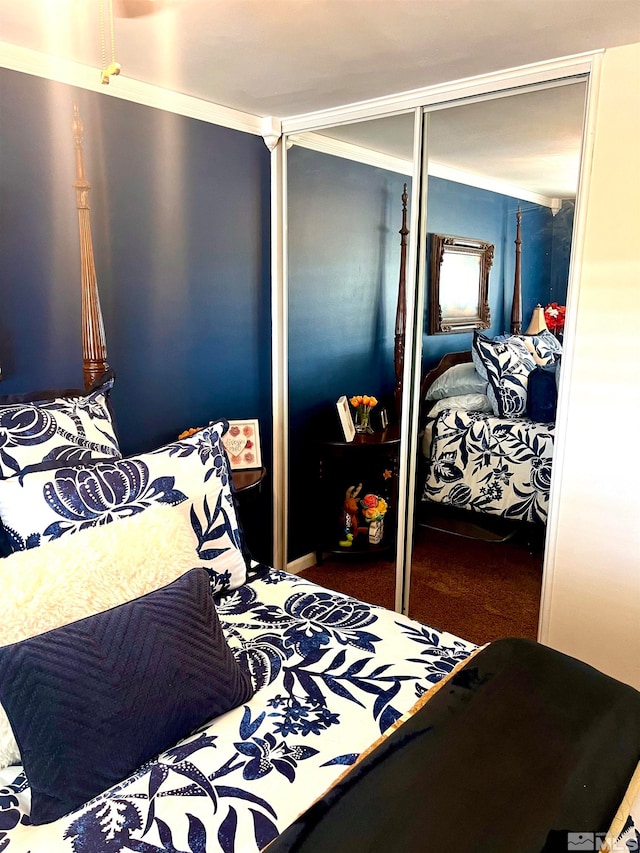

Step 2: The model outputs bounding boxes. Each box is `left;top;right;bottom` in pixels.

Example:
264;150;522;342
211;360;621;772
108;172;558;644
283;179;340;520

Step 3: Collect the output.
267;637;640;853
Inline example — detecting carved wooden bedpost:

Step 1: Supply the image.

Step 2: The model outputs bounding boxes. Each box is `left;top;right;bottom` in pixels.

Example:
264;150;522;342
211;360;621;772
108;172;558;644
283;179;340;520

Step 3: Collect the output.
72;104;110;389
394;183;409;418
510;206;523;335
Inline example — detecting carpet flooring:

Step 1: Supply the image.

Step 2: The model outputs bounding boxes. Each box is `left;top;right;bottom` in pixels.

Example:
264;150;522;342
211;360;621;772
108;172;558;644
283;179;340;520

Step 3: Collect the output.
300;525;543;646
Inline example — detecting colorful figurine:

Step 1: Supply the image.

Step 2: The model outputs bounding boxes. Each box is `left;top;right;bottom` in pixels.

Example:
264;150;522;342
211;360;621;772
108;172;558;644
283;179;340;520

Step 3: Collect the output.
339;484;362;547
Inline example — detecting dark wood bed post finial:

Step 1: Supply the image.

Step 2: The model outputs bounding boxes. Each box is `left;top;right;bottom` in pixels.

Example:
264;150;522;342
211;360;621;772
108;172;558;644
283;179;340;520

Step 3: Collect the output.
72;103;110;390
394;183;409;418
510;206;523;335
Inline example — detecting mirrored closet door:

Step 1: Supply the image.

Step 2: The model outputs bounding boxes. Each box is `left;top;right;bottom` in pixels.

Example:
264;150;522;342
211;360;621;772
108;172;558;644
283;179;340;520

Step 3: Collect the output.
285;112;418;609
279;76;589;629
410;81;587;643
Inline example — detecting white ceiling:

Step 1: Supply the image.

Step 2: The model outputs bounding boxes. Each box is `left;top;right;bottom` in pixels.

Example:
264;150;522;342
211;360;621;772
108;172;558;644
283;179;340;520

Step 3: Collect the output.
1;0;639;197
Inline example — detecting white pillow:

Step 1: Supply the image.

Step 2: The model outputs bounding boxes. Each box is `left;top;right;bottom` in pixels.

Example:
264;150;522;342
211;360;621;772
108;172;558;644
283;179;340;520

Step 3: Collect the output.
425;362;488;401
427;393;493;419
422;421;435;459
0;503;195;769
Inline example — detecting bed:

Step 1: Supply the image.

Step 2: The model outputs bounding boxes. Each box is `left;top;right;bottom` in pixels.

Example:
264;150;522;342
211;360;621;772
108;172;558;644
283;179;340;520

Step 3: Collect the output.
419;349;556;525
0;559;477;851
0;107;639;853
0;552;638;852
417;211;560;526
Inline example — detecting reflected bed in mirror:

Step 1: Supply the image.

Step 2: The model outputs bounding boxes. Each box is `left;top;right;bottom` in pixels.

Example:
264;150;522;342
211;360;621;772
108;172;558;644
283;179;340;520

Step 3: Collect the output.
428;233;494;334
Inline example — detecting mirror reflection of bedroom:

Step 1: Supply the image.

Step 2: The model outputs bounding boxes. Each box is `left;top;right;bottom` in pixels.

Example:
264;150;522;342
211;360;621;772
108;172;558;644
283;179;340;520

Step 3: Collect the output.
412;82;586;644
290;81;587;647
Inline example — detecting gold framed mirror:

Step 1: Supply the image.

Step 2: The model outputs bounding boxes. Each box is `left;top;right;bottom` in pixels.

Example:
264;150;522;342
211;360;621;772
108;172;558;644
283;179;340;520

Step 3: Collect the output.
428;233;494;334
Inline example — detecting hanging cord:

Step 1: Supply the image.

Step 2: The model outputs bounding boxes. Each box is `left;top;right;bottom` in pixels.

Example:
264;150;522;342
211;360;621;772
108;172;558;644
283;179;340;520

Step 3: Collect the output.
99;0;121;85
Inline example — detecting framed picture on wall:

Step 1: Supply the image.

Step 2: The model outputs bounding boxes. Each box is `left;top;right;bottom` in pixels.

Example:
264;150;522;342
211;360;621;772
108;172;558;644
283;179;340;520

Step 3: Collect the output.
336;396;355;442
222;419;262;469
428;233;494;334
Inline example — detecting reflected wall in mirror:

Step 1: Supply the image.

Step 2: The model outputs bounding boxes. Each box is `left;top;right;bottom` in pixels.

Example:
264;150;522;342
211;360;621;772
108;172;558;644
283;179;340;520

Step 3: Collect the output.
428;233;493;334
286;113;415;609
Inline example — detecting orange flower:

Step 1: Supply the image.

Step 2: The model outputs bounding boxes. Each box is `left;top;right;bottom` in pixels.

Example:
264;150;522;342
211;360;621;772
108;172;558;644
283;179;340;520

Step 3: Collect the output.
178;426;203;440
350;394;378;408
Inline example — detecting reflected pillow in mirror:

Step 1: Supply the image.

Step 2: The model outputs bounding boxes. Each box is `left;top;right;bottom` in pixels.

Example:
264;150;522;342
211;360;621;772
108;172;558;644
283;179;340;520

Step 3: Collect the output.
472;333;536;418
425;362;487;400
427;393;492;419
523;329;563;359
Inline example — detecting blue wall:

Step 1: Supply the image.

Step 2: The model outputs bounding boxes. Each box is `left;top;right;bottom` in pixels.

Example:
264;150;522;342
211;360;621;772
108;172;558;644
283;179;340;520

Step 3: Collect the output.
0;69;272;557
549;201;575;304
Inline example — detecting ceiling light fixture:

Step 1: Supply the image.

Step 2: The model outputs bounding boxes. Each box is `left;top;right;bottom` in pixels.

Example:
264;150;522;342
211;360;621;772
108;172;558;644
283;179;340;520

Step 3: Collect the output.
115;0;175;19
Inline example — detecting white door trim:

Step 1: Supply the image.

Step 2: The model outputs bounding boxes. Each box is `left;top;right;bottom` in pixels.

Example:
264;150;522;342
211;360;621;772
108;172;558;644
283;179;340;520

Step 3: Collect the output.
270;139;288;569
537;53;602;644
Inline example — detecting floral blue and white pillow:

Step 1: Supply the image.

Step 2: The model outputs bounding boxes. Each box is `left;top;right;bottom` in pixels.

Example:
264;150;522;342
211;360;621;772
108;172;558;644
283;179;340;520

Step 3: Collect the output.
522;329;563;360
472;332;536;418
0;376;121;480
0;421;247;595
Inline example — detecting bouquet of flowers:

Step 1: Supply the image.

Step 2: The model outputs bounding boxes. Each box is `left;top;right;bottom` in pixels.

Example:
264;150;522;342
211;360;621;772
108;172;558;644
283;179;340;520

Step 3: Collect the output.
360;493;388;522
360;492;388;544
349;394;378;434
543;303;566;336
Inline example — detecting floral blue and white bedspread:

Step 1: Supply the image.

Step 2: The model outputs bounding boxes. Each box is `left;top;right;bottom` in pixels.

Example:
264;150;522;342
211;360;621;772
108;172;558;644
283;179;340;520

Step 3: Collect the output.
0;566;475;853
422;409;555;524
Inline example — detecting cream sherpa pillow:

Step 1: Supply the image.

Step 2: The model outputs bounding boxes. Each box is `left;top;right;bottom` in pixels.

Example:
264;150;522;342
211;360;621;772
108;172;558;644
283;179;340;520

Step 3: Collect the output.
0;503;196;769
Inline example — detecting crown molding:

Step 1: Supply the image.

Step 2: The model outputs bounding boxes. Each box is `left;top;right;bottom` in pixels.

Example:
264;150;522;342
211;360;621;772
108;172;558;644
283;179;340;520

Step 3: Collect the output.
280;51;599;134
288;131;413;175
289;130;564;208
0;43;264;136
428;161;563;209
262;116;282;151
1;42;581;208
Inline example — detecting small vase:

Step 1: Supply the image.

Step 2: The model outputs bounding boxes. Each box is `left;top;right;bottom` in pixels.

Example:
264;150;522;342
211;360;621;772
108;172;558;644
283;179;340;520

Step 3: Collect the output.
368;517;384;545
355;407;373;434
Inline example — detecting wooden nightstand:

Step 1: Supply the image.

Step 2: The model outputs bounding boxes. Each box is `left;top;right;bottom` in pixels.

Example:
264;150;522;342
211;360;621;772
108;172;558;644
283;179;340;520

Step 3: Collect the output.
315;426;400;564
232;466;266;495
232;467;267;560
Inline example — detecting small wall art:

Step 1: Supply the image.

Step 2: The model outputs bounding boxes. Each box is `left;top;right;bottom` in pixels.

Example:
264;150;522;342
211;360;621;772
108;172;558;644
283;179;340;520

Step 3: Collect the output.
222;419;262;469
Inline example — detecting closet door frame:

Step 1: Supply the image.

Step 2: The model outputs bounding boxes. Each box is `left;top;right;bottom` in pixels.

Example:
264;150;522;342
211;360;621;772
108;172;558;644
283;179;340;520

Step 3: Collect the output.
272;52;601;624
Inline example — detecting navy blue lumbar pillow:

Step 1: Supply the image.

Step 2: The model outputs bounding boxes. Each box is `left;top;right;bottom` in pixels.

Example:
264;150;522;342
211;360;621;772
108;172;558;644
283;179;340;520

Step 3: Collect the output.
526;363;559;423
0;568;254;825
